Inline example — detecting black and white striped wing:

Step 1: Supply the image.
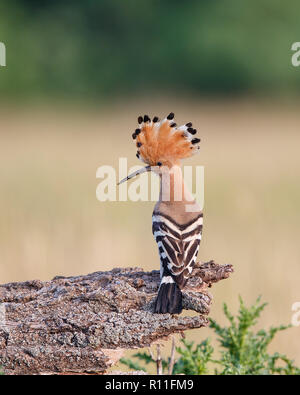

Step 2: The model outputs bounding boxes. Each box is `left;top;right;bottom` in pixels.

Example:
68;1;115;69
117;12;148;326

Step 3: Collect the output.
152;212;203;289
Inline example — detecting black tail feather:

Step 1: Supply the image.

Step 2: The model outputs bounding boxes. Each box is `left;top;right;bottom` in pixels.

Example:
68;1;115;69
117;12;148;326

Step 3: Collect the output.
153;282;182;314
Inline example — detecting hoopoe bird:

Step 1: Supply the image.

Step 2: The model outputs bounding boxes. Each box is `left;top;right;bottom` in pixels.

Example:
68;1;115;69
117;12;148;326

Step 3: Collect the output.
119;113;203;314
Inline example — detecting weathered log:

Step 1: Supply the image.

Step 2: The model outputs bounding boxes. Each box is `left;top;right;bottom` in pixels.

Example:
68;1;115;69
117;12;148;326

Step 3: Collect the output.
0;260;233;375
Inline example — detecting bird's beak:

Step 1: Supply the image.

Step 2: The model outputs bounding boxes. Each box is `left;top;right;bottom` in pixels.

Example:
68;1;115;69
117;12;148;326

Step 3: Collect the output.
117;165;152;185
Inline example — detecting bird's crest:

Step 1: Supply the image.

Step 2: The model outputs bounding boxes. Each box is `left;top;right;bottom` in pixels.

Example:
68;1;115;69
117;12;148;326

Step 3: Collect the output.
132;113;201;167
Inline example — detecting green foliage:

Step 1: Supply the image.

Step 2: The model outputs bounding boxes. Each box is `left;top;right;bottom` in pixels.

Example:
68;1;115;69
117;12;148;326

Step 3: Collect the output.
120;296;300;375
210;296;298;375
173;339;214;375
119;357;146;373
120;351;168;373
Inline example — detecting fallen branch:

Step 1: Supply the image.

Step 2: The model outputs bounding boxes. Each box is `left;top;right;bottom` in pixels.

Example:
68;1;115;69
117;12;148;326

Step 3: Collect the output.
0;260;233;375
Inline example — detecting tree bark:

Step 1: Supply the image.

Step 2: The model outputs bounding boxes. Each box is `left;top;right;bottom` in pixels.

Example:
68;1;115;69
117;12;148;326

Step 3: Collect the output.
0;260;233;375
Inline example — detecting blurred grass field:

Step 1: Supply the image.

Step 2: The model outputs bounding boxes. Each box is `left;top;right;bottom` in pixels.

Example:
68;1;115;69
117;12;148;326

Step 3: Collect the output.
0;98;299;367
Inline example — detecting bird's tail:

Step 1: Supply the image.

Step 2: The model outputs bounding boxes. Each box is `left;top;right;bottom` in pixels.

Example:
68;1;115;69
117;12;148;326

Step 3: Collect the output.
153;277;182;314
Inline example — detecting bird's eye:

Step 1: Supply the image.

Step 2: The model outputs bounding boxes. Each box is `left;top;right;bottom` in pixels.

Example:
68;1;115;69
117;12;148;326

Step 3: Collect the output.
157;162;162;167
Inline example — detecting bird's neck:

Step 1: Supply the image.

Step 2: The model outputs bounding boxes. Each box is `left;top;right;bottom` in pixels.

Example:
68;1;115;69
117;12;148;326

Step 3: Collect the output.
159;165;194;204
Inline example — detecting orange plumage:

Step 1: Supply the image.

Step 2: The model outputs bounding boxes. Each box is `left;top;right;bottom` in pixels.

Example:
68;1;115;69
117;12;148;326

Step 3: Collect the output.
132;113;200;168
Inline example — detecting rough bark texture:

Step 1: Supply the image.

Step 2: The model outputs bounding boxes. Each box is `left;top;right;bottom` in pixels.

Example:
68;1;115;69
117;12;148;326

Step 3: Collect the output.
0;260;233;375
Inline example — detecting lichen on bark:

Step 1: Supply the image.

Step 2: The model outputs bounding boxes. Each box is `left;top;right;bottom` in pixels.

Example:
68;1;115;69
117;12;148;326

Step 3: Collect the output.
0;261;233;375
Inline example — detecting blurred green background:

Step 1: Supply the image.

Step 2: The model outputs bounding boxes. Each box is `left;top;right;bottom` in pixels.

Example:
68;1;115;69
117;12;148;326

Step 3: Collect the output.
1;0;300;99
0;1;300;371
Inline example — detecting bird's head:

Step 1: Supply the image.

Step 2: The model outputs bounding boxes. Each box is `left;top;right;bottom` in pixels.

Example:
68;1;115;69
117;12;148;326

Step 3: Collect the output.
118;113;201;185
